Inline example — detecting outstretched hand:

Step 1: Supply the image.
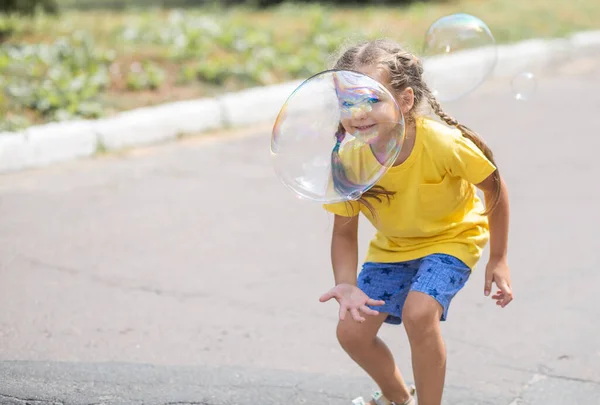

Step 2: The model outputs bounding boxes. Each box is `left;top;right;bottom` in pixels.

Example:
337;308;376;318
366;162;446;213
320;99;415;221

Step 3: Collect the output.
484;257;513;308
319;283;385;322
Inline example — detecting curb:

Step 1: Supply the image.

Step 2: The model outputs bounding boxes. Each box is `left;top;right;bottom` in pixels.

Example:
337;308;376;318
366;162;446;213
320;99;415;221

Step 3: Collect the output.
1;30;599;174
0;79;302;174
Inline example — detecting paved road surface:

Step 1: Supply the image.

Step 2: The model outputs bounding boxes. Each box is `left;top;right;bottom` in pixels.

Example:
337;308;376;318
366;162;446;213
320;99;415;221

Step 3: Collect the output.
1;50;599;405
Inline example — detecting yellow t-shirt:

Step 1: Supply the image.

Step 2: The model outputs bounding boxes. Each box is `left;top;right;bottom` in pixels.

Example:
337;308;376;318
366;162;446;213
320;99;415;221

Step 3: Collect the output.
323;116;497;270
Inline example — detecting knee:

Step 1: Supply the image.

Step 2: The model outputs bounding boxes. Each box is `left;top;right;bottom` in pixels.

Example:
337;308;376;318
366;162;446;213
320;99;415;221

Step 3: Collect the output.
402;294;442;336
336;319;372;352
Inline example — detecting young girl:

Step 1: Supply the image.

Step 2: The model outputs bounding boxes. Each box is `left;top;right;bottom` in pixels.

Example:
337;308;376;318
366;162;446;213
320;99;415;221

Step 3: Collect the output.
319;39;513;405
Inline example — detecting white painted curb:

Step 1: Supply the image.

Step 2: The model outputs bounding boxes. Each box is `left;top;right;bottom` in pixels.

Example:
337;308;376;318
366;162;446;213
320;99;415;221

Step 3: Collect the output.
1;30;599;174
95;98;223;151
0;121;97;173
216;80;303;128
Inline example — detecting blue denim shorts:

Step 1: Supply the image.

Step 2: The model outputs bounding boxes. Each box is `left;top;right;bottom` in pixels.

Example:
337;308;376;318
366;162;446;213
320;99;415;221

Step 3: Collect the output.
358;254;471;325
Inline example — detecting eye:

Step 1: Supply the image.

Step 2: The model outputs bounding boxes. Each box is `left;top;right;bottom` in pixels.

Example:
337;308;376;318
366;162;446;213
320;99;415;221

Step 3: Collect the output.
341;101;354;108
367;96;380;104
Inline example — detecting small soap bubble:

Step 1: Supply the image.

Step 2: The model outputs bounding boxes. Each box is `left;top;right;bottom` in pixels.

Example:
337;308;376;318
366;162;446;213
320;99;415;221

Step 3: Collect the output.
511;72;537;101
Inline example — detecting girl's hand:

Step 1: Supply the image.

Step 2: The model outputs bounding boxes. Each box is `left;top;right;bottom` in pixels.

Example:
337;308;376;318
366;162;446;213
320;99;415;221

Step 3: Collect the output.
319;283;385;322
484;257;514;308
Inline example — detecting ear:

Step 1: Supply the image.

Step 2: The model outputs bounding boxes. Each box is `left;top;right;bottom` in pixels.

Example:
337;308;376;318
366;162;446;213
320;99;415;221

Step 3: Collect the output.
399;87;415;115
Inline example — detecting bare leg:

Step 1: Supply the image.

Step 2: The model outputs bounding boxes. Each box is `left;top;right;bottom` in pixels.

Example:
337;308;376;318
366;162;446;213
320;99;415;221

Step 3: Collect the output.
337;312;413;404
402;291;446;405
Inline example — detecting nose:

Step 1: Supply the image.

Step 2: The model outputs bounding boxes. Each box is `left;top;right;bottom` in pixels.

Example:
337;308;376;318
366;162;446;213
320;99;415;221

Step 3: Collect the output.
350;103;371;120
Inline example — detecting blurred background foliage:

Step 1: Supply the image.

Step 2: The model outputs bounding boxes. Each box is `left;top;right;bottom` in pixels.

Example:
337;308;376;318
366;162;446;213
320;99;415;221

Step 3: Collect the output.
0;0;597;131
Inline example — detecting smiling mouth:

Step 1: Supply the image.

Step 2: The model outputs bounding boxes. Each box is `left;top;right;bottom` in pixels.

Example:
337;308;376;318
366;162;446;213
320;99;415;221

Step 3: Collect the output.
355;124;376;131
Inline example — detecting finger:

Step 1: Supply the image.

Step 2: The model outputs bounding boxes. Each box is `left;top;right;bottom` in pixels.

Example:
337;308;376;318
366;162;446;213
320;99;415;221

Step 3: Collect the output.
496;280;513;305
338;303;347;321
366;298;385;307
501;293;514;307
496;280;512;297
350;308;365;323
497;278;511;293
360;305;380;317
484;273;494;297
319;290;337;303
491;292;504;300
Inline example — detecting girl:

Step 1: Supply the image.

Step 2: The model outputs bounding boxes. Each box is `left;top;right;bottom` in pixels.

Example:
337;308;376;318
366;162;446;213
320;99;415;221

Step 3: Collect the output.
319;39;513;405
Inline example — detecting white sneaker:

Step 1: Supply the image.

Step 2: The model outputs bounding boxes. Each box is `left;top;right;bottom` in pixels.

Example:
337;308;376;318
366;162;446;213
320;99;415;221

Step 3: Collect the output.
352;385;416;405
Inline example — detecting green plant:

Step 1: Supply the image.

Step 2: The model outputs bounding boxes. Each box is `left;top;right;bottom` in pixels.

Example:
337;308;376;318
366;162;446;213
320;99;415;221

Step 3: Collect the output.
125;61;166;91
1;32;113;127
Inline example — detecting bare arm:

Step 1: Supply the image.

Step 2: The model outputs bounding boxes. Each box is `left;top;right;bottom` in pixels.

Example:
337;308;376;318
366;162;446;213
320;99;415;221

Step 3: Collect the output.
331;214;359;286
320;213;384;321
476;172;513;306
477;173;510;261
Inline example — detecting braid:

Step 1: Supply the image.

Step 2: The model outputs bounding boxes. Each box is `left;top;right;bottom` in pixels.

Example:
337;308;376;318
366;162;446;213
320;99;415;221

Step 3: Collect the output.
427;96;459;127
425;86;502;214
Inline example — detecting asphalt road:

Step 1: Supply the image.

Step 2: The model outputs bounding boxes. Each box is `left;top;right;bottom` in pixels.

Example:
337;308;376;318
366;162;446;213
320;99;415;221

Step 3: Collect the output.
1;49;599;405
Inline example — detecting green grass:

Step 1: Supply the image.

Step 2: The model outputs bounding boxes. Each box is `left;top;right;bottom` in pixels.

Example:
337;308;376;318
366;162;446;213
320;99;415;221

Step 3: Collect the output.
1;0;598;132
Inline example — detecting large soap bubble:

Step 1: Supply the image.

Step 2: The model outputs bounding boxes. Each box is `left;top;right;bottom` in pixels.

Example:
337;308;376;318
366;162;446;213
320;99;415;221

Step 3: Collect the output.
422;13;497;102
271;70;406;203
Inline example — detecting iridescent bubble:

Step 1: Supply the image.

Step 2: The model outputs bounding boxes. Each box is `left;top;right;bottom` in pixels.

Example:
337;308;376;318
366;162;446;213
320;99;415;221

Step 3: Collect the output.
511;72;537;101
348;189;363;201
271;70;406;203
422;13;497;102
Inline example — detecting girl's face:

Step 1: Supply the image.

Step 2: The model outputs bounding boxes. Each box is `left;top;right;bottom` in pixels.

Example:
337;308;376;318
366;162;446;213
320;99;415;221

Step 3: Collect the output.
338;64;413;144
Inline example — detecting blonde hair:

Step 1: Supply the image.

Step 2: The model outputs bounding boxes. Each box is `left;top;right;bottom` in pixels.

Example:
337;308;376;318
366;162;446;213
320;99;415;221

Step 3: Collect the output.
331;38;501;215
